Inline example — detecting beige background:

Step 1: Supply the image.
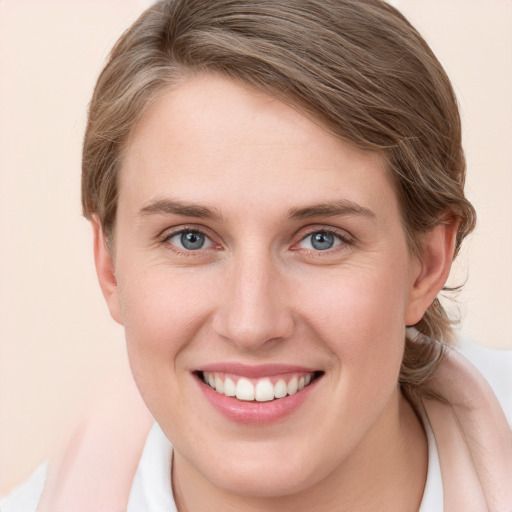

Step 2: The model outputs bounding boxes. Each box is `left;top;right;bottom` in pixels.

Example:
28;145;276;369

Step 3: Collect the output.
1;0;511;495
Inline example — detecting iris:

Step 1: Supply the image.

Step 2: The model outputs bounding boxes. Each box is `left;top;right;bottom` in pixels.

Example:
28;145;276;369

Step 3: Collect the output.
180;231;205;250
310;232;335;250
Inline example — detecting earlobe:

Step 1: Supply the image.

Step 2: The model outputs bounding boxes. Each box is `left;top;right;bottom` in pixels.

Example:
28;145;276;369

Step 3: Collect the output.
405;219;459;327
91;217;123;325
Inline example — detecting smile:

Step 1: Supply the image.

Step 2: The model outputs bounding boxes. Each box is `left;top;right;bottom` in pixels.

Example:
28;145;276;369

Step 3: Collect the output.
197;371;321;402
194;365;324;424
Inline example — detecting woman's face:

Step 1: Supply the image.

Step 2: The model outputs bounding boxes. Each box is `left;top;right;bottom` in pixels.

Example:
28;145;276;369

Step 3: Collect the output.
106;74;426;497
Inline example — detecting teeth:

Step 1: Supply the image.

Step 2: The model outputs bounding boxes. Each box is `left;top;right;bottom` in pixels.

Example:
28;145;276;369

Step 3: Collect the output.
287;377;298;395
224;377;236;396
214;375;224;394
255;379;274;402
274;379;288;399
201;372;316;402
236;378;255;401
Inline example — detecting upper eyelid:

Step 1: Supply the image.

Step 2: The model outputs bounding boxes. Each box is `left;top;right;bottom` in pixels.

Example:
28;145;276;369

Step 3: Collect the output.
288;227;355;256
159;224;217;241
297;225;354;242
160;227;221;255
165;228;210;241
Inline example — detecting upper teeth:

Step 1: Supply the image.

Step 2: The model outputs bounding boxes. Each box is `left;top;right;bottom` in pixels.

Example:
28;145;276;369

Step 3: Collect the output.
201;372;314;402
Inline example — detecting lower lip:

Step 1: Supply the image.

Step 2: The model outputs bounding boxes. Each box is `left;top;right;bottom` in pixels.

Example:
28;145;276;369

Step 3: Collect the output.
196;375;320;425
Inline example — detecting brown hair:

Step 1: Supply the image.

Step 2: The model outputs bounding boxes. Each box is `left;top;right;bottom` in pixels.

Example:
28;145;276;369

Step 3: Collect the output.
82;0;476;400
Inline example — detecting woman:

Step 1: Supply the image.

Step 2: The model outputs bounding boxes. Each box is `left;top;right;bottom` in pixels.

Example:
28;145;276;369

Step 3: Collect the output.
3;0;511;510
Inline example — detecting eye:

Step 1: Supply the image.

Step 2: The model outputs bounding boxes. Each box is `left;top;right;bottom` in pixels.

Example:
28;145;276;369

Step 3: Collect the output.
165;229;214;251
297;230;344;251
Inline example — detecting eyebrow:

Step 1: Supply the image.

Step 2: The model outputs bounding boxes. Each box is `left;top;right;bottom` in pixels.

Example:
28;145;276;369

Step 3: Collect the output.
137;198;374;222
138;199;223;220
287;200;375;220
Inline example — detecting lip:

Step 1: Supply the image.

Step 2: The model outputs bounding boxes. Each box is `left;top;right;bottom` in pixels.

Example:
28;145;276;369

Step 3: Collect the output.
193;364;323;425
197;362;319;378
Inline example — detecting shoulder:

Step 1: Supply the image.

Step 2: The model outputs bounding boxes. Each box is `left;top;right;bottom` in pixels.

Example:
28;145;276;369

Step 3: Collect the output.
0;462;47;512
455;338;512;424
1;372;153;512
421;338;512;508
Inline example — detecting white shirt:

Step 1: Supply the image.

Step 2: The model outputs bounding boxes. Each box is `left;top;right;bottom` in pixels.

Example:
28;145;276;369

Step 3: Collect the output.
419;412;443;512
127;422;176;511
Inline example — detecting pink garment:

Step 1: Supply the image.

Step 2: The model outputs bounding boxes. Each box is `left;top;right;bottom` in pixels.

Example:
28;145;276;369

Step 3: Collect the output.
37;372;153;512
422;347;512;511
37;347;512;512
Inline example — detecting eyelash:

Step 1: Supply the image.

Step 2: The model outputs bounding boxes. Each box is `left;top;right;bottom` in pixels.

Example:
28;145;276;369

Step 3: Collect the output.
159;225;354;257
159;226;220;256
294;227;354;253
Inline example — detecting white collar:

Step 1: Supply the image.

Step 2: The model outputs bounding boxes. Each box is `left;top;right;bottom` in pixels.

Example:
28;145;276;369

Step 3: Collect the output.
128;423;176;512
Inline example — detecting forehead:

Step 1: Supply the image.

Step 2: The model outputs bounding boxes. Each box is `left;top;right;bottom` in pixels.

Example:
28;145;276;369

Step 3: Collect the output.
120;73;398;223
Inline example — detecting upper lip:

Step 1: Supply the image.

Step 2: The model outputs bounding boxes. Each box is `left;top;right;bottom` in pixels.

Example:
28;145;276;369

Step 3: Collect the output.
195;363;320;378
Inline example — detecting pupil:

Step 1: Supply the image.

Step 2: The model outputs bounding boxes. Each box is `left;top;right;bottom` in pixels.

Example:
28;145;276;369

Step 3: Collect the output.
311;232;334;250
181;231;205;250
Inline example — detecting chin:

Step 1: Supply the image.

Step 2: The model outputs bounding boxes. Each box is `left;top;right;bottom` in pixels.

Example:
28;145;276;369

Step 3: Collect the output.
211;463;319;499
191;439;330;499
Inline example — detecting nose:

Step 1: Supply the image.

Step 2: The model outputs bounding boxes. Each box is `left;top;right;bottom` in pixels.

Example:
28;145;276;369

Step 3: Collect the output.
212;249;294;351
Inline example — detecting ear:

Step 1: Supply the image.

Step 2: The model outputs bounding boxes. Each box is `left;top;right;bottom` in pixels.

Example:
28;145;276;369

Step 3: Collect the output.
405;218;459;327
91;217;123;325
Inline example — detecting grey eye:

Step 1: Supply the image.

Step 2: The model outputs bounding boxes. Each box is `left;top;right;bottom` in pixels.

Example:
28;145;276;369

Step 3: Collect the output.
298;231;342;251
310;232;335;250
181;231;205;250
167;230;213;251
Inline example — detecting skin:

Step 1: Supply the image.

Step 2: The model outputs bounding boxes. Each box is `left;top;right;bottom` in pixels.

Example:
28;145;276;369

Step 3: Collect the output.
93;74;458;511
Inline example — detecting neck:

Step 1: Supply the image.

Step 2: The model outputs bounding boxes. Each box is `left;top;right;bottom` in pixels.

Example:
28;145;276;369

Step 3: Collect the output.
172;390;427;512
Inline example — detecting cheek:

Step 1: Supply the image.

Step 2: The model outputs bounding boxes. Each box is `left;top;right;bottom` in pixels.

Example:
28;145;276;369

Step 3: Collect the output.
115;264;212;370
114;266;214;422
299;261;410;387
